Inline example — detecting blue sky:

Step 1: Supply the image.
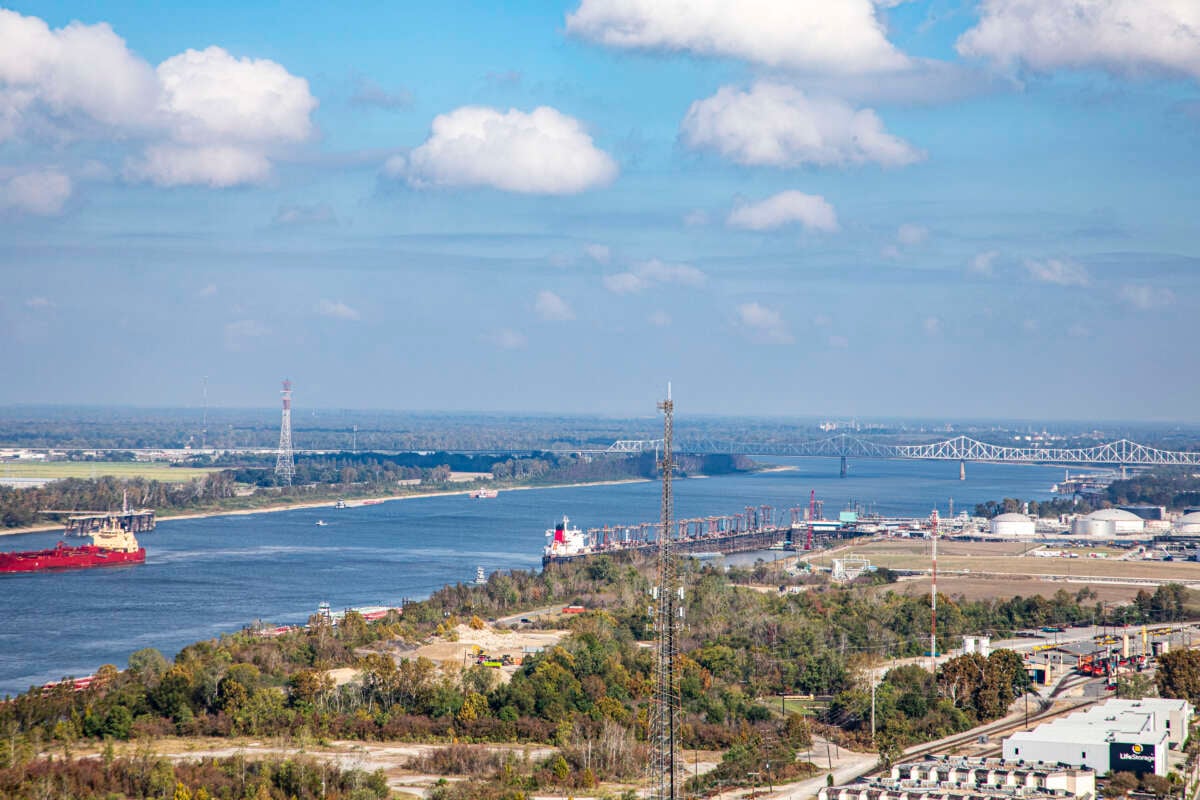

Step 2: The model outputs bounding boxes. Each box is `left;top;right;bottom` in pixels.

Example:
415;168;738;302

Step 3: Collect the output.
2;1;1198;420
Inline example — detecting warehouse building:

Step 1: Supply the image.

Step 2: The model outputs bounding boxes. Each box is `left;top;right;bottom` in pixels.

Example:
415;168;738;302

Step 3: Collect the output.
1002;697;1191;775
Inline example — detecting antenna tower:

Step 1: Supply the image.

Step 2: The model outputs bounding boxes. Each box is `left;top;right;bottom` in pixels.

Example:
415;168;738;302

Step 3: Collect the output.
275;380;296;485
650;384;681;800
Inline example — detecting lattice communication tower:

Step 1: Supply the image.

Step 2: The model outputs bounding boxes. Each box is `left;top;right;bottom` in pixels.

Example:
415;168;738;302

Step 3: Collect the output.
650;384;682;800
275;379;296;485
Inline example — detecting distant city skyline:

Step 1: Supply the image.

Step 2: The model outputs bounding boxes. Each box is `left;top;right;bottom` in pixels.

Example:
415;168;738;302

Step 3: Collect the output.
2;2;1197;420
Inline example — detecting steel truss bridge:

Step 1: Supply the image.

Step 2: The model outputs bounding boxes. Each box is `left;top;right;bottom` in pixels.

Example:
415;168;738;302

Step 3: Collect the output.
595;434;1200;467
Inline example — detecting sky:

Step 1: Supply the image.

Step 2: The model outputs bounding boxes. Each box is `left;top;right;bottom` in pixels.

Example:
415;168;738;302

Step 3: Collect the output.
2;1;1198;420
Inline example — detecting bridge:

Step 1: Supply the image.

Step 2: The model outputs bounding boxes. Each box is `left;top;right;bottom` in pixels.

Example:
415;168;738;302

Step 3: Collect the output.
593;434;1200;468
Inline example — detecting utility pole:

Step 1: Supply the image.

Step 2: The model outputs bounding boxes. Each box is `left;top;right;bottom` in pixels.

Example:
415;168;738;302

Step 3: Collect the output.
650;384;681;800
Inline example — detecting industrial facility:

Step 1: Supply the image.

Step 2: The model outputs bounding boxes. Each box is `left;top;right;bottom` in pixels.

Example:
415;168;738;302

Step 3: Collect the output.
821;758;1096;800
1002;698;1192;776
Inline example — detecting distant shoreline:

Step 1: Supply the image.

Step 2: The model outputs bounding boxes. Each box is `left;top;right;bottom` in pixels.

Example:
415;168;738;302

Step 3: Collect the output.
0;478;653;538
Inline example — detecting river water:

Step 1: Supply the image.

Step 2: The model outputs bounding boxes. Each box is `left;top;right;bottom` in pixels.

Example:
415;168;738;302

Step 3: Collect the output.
0;457;1064;696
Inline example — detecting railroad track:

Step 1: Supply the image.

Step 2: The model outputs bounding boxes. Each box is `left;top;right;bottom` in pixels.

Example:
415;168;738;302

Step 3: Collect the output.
897;675;1100;763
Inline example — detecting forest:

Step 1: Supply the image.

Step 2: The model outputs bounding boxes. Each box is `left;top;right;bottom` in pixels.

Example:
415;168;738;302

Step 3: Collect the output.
3;550;1189;797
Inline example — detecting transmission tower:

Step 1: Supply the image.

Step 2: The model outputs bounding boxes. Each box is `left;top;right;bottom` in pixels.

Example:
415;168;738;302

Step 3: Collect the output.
275;379;296;485
650;384;681;800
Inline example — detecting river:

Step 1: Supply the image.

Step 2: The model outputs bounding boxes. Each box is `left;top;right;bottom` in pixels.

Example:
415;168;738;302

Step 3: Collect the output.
0;457;1064;696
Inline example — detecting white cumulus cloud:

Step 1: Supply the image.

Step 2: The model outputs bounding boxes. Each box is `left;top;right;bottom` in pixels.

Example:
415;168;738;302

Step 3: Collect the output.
957;0;1200;81
1025;258;1090;287
316;299;361;321
0;10;317;188
737;302;792;344
223;319;270;351
535;290;575;321
648;310;672;327
565;0;910;74
584;243;611;264
897;223;928;246
603;259;706;294
923;316;942;336
681;83;922;168
389;106;617;195
968;250;999;276
0;169;71;215
126;144;271;188
727;191;838;232
1118;284;1175;311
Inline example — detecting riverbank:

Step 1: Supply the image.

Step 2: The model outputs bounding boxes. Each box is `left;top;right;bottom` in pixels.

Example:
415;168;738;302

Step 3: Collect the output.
0;477;654;537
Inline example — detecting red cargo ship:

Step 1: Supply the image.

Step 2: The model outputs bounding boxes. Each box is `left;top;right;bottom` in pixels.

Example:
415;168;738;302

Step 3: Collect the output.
0;521;145;573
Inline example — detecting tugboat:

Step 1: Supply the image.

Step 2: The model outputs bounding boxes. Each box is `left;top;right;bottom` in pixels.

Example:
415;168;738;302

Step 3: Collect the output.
334;499;347;509
470;488;499;499
0;519;146;573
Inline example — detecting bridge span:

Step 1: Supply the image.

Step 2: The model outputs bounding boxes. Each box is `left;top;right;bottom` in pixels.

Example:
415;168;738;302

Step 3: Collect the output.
584;434;1200;468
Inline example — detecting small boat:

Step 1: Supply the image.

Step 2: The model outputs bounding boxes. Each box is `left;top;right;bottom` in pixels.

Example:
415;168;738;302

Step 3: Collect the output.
471;488;499;499
315;520;328;527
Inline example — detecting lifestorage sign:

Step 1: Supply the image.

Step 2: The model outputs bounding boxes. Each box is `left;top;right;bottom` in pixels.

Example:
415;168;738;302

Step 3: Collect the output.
1110;742;1157;774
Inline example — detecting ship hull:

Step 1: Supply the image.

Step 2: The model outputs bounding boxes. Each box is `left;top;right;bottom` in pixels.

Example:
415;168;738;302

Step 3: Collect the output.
0;544;146;574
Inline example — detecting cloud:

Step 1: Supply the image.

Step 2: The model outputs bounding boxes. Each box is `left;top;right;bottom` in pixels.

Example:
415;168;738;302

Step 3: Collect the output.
968;250;999;276
922;316;942;336
565;0;910;74
274;203;337;226
350;77;412;110
727;191;838;232
1067;323;1090;338
1024;258;1090;287
897;223;928;246
0;10;317;188
125;144;272;187
24;296;53;310
1118;284;1175;311
584;243;611;264
1022;319;1038;333
957;1;1200;81
812;314;832;327
683;209;710;227
0;169;71;215
316;299;361;321
737;302;792;344
535;290;575;321
604;258;706;294
223;319;270;351
487;328;527;350
387;105;617;194
648;310;672;327
827;334;849;348
198;283;217;297
603;273;649;294
681;83;922;168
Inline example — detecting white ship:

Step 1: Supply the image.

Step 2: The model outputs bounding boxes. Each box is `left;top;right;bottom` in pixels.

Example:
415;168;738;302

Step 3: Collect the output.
543;516;590;562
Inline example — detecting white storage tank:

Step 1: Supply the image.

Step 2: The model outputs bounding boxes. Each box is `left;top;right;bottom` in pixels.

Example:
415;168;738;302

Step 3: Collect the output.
1071;508;1145;537
1174;511;1200;535
990;512;1036;537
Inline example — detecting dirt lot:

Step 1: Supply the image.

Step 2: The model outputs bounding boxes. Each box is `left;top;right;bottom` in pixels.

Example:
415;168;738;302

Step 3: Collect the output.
877;574;1150;604
407;623;569;682
812;539;1200;583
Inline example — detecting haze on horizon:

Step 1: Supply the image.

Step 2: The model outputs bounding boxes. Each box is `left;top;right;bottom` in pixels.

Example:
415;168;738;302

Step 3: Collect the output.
2;2;1197;421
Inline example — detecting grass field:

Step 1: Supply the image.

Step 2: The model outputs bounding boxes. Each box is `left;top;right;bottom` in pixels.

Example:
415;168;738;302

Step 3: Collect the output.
0;461;221;481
